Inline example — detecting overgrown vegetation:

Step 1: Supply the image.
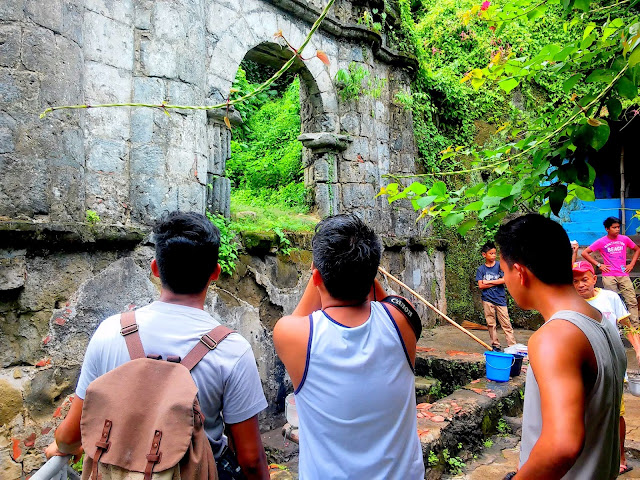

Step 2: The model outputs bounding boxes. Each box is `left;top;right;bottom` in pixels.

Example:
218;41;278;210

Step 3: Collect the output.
381;0;640;233
228;65;309;213
335;62;387;102
206;213;240;275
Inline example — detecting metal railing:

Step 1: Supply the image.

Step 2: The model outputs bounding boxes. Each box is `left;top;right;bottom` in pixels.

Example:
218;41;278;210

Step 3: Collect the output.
30;456;80;480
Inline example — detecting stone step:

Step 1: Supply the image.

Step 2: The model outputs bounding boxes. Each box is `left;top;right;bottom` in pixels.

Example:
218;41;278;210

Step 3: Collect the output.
418;370;526;478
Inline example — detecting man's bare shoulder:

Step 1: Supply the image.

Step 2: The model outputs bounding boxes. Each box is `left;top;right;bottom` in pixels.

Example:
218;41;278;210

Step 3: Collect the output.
273;314;311;347
529;318;593;363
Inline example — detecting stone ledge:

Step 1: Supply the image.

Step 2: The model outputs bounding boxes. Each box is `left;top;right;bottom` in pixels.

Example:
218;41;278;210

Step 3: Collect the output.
0;220;148;251
381;235;448;251
266;0;418;73
297;132;352;152
417;372;526;477
207;107;244;126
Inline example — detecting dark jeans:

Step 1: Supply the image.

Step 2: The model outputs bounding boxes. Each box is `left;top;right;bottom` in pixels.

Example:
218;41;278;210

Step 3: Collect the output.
217;446;246;480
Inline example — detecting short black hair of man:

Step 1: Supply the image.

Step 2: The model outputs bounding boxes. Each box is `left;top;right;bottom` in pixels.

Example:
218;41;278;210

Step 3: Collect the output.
481;241;496;254
312;214;382;302
495;213;572;285
604;216;621;229
153;211;220;294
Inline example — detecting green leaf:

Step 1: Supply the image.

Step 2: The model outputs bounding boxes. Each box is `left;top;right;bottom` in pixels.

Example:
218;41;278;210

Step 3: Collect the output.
549;184;568;216
583;22;596;40
618;75;638;101
562;74;582;93
471;77;485;91
479;207;498;219
527;6;545;21
415;195;438;209
630;48;640;67
573;185;596;201
539;202;552;215
457;218;477;236
585;69;615;83
487;184;512;198
428;181;447;197
574;0;590;11
465;183;485;197
482;196;502;207
443;212;464;227
388;190;408;203
574;121;611;151
407;182;427;196
606;97;623;120
498;77;519;93
464;201;484;211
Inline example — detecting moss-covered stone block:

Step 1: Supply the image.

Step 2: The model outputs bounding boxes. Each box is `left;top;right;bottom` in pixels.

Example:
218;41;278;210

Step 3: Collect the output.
240;231;278;254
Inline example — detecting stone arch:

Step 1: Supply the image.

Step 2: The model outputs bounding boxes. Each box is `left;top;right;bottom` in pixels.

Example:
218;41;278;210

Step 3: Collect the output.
205;11;341;217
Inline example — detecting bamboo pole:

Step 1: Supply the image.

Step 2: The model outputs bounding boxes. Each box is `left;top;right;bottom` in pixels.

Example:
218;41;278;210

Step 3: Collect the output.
378;266;492;351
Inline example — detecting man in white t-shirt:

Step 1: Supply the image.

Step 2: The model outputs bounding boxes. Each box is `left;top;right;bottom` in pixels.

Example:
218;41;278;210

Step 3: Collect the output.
573;260;639;476
45;211;270;480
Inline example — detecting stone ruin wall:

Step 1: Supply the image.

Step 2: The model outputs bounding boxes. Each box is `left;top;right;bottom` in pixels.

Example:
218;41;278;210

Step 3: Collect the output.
0;0;447;477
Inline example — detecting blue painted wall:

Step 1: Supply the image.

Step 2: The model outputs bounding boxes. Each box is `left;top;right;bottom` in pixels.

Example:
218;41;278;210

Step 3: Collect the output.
552;198;640;246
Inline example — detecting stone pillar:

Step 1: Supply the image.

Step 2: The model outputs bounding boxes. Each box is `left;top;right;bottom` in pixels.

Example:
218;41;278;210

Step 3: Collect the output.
298;133;352;218
206;109;241;218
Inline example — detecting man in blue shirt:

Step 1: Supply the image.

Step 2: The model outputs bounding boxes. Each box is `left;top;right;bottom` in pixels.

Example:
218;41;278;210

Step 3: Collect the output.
476;241;517;351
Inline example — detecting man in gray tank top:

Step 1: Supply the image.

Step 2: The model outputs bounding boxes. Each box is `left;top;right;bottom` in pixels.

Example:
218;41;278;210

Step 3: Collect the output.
495;214;626;480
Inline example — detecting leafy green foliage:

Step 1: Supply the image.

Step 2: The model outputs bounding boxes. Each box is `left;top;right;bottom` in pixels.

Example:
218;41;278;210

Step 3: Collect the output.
428;450;439;466
381;0;640;232
334;62;387;102
85;210;100;225
228;68;308;212
72;454;84;473
206;212;240;275
443;448;466;474
483;438;494;448
497;418;511;435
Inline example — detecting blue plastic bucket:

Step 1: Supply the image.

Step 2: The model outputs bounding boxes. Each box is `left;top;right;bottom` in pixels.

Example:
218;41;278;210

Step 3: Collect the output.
484;351;515;382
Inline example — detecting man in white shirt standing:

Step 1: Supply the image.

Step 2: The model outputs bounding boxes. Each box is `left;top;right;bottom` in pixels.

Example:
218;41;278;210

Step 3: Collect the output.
46;211;270;480
572;260;639;476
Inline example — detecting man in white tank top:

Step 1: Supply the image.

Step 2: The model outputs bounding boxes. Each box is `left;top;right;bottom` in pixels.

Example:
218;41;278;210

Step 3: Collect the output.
495;214;626;480
274;214;425;480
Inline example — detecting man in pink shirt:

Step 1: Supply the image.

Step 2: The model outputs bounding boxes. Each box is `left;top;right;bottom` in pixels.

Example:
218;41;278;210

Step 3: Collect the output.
582;216;640;328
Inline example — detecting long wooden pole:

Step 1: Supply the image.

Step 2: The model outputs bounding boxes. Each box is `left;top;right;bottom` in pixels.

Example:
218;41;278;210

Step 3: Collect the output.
378;267;492;351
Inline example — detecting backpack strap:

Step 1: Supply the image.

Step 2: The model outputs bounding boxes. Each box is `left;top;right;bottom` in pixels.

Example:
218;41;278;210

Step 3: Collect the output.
91;419;112;479
181;326;235;371
120;310;146;360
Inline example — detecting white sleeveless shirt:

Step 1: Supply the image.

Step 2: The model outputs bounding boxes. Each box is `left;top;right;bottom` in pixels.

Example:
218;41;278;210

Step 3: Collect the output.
519;310;627;479
294;302;425;480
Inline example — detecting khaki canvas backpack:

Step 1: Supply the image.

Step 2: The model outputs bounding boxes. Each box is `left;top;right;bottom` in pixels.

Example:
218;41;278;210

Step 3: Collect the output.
80;310;233;480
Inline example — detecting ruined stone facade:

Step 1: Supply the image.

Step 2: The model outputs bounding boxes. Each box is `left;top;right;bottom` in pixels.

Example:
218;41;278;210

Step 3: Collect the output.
0;1;444;477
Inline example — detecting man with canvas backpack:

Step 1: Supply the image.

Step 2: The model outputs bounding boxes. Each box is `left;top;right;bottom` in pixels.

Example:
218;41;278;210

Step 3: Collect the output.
45;211;270;479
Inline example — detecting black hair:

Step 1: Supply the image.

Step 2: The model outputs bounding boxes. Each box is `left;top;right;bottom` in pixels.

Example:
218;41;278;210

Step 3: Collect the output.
481;241;496;254
312;214;382;302
604;217;621;229
495;214;572;285
153;211;220;294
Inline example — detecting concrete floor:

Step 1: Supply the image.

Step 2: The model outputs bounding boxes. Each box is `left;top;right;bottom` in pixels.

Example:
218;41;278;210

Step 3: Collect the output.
418;325;534;356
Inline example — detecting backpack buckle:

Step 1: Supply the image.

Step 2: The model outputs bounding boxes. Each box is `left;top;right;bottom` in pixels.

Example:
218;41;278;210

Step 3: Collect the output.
200;334;218;350
120;324;139;336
